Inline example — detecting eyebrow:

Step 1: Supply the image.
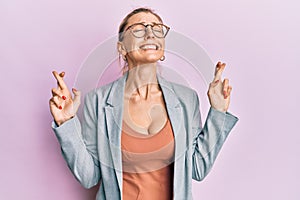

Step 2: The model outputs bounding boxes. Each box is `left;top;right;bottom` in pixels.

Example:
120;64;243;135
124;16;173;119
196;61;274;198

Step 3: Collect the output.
128;21;161;26
136;21;161;25
125;21;161;29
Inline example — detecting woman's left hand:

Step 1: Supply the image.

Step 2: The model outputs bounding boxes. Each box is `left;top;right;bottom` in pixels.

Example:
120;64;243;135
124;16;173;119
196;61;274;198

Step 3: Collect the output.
207;62;232;112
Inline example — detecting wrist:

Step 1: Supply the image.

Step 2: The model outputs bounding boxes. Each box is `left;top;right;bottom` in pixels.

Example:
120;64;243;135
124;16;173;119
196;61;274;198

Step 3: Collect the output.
211;106;227;113
55;116;74;127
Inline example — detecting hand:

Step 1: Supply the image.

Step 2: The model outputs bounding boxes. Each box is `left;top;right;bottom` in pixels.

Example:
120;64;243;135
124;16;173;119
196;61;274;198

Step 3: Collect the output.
207;62;232;112
49;71;81;126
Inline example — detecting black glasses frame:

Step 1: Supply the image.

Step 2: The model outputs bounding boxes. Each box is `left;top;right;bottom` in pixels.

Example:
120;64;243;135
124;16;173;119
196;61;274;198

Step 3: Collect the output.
124;22;170;38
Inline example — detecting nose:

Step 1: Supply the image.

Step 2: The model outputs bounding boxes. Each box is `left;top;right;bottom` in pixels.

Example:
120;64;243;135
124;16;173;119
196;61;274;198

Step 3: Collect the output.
144;25;155;39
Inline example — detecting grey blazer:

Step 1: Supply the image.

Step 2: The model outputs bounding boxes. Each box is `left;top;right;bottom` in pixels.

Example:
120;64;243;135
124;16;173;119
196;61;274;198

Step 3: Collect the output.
52;73;238;200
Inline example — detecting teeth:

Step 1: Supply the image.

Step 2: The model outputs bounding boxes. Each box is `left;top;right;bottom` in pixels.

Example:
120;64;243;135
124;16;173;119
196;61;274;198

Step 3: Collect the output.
140;44;158;50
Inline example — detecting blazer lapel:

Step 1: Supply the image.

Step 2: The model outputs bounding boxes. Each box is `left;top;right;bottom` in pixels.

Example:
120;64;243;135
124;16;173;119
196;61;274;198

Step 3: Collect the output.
157;75;183;137
104;73;127;194
157;75;186;194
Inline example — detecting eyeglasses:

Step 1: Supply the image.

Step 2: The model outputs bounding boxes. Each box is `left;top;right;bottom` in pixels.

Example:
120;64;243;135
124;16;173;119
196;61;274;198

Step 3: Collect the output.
124;23;170;38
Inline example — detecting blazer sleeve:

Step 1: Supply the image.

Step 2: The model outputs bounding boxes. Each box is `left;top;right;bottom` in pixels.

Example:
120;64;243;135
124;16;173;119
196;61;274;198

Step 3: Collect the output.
191;91;238;181
51;92;101;188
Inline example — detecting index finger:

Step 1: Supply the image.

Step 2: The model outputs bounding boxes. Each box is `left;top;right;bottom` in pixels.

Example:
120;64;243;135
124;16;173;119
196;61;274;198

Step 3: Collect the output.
213;62;226;82
52;71;67;90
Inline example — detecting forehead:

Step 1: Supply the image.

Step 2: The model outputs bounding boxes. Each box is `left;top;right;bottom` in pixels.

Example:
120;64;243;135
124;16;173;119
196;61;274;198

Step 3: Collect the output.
126;12;162;27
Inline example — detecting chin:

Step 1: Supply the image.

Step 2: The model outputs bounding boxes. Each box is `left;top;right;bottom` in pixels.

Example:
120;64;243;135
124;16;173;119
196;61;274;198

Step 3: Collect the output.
142;58;161;64
145;52;163;61
128;51;163;66
148;54;161;61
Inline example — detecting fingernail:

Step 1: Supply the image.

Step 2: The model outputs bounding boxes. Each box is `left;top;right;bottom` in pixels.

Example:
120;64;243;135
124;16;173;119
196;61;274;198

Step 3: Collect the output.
59;106;62;110
72;88;77;92
62;96;66;100
214;80;219;83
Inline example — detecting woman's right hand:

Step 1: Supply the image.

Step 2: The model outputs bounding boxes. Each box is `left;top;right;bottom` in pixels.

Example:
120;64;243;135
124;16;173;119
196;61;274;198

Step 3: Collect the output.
49;71;81;126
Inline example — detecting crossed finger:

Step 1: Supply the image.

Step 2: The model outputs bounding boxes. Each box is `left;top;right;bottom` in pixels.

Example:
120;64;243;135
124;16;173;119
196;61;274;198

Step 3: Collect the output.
52;71;67;90
213;62;226;82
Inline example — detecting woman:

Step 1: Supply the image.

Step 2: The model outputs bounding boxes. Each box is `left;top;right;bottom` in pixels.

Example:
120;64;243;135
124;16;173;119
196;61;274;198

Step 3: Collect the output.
50;7;238;200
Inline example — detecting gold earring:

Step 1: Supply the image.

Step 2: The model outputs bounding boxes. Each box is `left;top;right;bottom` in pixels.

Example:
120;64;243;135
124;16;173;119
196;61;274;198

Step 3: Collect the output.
160;55;165;61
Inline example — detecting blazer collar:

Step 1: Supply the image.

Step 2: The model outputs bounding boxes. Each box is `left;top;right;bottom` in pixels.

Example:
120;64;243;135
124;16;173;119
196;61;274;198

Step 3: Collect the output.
106;72;181;108
106;72;128;107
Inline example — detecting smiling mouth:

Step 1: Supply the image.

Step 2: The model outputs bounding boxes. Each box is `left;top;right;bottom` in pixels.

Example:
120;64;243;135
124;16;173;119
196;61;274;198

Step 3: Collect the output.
139;44;159;50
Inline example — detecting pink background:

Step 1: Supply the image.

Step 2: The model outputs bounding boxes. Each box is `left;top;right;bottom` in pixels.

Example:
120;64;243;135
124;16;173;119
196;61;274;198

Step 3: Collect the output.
1;0;299;199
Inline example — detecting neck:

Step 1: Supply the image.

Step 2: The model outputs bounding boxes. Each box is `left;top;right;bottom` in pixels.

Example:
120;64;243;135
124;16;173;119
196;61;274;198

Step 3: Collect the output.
125;63;159;100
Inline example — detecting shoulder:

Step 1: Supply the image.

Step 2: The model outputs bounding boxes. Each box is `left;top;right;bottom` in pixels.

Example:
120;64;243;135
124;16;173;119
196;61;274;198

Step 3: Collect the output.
87;76;124;96
85;75;124;99
159;76;198;100
169;81;197;96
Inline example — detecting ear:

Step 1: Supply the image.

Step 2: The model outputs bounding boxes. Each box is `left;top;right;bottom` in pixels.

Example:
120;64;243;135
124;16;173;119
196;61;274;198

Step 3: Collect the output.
117;41;127;57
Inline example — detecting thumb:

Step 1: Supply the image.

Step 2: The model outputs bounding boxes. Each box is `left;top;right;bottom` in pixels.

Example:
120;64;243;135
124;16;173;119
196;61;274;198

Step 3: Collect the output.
72;88;81;108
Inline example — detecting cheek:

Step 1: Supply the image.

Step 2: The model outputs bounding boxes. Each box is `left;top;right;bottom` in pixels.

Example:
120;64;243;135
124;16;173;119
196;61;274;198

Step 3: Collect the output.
123;38;141;53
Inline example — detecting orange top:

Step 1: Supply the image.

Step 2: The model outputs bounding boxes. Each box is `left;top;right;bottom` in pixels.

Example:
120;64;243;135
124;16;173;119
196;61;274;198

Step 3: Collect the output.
121;119;175;200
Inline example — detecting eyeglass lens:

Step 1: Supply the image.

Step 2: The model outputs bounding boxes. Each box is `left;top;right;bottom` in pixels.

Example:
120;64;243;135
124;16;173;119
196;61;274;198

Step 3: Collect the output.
131;24;168;38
